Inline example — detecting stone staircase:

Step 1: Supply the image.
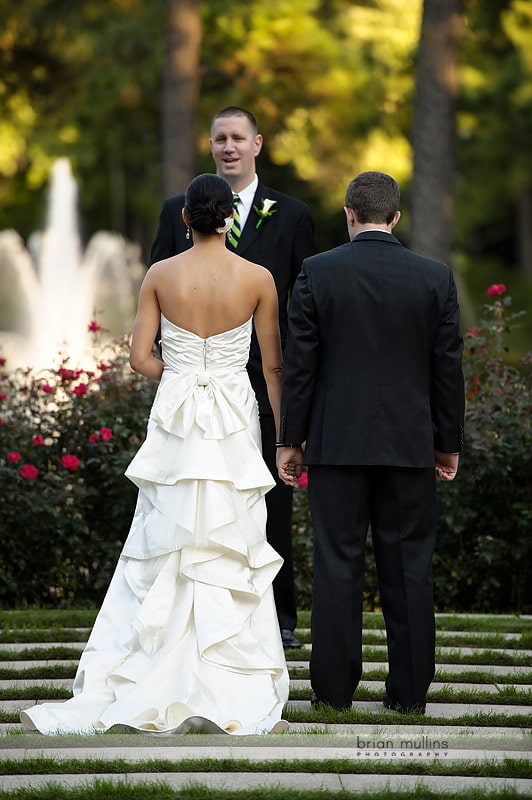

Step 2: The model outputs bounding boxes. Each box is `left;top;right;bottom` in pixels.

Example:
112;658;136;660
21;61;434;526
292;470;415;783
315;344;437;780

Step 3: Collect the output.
0;613;531;796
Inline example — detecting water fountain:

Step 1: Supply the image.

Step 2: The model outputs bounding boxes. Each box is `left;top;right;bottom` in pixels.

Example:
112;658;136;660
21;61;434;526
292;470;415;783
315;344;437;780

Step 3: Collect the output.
0;158;145;371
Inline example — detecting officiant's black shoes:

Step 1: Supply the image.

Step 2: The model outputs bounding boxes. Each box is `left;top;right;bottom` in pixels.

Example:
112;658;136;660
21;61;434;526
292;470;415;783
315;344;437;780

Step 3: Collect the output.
382;692;426;715
311;694;352;712
281;629;301;649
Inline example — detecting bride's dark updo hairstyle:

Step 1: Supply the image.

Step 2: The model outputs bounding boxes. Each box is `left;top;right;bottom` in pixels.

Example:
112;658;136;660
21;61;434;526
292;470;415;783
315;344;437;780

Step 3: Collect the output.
184;173;234;234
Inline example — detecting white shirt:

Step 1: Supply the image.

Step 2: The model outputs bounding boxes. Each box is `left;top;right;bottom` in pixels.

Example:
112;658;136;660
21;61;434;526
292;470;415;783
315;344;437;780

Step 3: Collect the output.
234;175;258;230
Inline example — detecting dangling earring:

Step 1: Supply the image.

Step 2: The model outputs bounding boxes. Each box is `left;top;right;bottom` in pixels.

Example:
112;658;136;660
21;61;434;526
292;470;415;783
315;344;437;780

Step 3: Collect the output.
186;227;191;240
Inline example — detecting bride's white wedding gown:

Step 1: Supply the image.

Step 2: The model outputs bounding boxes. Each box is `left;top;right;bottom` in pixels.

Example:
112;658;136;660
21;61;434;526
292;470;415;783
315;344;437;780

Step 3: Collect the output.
21;315;289;735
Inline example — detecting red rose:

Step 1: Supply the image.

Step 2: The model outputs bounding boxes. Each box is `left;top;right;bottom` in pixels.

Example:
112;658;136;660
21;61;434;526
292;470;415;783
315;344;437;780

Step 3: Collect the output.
99;427;113;441
88;433;100;444
20;464;39;479
98;362;111;372
60;454;81;471
466;327;481;337
0;418;3;426
73;383;88;396
88;320;102;332
59;368;81;382
32;434;45;446
7;451;21;462
0;357;6;366
0;393;7;402
486;283;507;297
298;472;309;488
41;383;54;394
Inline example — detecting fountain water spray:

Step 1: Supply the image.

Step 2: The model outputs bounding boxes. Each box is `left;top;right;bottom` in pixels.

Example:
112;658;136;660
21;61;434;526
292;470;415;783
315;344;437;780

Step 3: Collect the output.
0;158;144;371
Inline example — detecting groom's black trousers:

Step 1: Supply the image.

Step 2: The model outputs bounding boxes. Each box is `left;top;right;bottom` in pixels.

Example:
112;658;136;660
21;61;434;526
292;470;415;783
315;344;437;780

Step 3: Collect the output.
308;464;437;710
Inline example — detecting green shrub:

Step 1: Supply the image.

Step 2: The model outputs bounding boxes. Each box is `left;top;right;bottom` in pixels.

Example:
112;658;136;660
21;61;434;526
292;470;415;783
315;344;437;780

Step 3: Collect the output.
0;334;156;607
434;284;531;613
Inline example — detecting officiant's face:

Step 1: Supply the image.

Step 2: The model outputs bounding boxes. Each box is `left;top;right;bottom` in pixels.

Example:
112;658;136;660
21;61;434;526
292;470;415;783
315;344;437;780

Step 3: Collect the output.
210;114;263;192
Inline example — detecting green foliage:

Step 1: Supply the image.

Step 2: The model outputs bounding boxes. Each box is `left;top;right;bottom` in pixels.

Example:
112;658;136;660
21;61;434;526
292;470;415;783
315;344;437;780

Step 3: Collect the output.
434;285;532;613
0;335;156;607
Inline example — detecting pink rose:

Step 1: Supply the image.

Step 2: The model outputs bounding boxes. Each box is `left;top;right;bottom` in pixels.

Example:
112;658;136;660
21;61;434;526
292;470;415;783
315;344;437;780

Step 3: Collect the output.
32;434;45;446
486;283;507;297
0;393;7;402
60;454;81;471
73;383;88;396
20;464;39;479
59;368;81;382
7;451;21;462
99;427;113;441
88;320;102;332
41;383;54;394
298;472;309;488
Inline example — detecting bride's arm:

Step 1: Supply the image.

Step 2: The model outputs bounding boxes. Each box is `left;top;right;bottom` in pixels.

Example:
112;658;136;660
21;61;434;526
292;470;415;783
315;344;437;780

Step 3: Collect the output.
130;271;164;381
253;270;283;439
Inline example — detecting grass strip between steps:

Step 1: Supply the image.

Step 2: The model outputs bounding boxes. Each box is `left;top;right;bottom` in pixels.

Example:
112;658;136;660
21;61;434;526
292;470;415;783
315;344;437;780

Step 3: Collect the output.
2;710;530;727
2;609;531;633
0;779;528;800
0;757;530;779
2;666;531;686
2;686;530;705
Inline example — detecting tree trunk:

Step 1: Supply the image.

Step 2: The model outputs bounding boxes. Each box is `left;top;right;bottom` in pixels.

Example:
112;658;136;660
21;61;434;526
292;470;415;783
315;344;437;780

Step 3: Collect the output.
409;0;463;265
517;183;532;277
161;0;201;198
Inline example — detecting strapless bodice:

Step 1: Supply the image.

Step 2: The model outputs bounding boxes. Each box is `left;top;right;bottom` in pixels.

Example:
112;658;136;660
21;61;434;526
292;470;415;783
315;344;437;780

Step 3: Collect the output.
160;314;252;376
149;315;255;443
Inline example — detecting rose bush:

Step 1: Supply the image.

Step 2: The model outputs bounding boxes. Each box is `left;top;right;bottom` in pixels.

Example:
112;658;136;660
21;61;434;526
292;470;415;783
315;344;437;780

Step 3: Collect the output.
0;333;156;607
434;285;531;613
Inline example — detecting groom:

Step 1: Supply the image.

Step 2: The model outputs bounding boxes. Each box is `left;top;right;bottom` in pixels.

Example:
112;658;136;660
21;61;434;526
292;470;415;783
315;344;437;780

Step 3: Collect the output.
150;107;316;649
277;171;465;712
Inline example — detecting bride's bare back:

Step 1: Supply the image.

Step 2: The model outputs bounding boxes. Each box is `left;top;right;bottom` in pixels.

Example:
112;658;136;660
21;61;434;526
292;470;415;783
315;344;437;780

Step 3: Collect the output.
154;246;265;339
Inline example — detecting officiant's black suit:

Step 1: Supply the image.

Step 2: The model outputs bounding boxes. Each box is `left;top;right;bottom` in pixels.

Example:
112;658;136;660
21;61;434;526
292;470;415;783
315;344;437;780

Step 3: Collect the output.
280;230;465;710
150;181;316;634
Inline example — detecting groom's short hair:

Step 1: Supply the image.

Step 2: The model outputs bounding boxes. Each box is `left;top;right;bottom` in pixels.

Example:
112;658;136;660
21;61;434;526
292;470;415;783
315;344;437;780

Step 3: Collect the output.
345;171;400;225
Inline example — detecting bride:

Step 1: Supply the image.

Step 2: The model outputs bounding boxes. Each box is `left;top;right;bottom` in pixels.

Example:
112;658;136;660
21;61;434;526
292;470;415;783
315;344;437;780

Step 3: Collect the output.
21;173;290;735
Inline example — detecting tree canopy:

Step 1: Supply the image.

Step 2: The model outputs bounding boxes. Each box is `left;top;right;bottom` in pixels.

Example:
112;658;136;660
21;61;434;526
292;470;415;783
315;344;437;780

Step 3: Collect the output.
1;0;531;297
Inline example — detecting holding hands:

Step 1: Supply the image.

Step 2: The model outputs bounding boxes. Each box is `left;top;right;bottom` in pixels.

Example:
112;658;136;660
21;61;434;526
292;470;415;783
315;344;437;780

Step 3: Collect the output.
277;445;304;488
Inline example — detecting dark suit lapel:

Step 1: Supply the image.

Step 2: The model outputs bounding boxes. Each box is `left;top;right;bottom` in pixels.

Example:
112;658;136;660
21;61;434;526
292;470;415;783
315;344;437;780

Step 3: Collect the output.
233;183;270;257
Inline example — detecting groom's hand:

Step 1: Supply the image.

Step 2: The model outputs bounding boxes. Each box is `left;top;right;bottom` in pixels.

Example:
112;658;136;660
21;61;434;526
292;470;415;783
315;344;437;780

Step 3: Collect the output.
276;446;304;487
434;451;459;481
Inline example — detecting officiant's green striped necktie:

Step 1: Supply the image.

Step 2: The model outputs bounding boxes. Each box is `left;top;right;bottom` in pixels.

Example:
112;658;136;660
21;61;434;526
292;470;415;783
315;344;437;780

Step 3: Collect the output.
227;194;241;248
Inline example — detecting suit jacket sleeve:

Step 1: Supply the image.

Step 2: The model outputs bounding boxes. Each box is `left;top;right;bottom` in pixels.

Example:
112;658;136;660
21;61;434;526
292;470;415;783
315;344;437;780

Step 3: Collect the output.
280;262;319;446
430;272;465;453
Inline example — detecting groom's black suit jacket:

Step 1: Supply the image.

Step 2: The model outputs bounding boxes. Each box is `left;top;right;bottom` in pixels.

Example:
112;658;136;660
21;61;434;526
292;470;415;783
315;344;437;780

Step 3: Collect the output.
280;231;465;465
150;180;316;414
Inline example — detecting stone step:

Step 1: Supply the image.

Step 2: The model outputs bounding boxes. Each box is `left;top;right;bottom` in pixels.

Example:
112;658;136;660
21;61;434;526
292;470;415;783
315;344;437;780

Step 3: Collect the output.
0;614;529;798
0;771;530;795
2;625;527;641
2;697;531;719
1;641;530;658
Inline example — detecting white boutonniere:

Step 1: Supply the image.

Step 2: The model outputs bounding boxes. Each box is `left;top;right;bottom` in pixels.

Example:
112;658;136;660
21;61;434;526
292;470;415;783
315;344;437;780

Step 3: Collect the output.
254;198;277;229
